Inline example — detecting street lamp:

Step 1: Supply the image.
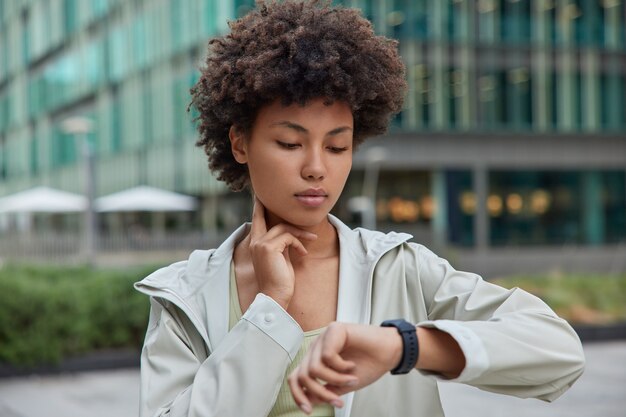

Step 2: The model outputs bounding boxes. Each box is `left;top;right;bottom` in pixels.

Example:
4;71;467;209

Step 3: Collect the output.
61;116;96;266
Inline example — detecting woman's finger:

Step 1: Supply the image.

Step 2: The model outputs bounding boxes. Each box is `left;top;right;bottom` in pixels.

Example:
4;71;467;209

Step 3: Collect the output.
252;232;309;257
317;323;357;373
264;223;318;242
288;372;313;414
292;360;345;408
305;336;358;388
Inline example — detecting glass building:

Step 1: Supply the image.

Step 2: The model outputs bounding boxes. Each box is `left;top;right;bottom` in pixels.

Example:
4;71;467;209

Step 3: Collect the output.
1;0;625;260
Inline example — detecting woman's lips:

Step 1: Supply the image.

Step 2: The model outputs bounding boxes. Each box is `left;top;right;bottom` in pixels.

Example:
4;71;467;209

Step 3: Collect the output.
295;189;328;207
294;193;328;207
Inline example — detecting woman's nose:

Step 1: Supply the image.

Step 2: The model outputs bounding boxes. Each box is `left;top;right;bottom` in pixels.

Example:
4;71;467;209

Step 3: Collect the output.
301;150;326;180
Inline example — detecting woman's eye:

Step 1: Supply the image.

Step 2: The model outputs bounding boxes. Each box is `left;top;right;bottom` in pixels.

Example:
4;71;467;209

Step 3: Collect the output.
329;146;349;153
277;141;300;149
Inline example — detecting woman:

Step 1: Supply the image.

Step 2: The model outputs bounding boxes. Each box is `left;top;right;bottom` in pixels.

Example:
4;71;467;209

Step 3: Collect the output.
135;1;585;416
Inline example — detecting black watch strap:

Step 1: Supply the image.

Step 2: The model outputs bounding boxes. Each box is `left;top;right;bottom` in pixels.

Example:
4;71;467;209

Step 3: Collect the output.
381;319;419;375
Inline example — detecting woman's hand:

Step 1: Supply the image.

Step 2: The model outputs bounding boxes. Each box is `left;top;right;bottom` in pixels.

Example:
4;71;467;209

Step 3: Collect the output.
248;197;317;310
287;322;403;414
288;321;466;413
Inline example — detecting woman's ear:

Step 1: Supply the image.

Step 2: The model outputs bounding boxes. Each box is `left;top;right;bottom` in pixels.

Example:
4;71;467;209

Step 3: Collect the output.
229;126;248;164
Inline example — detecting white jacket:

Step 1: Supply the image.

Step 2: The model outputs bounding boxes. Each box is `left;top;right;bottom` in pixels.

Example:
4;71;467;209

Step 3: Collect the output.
135;215;585;417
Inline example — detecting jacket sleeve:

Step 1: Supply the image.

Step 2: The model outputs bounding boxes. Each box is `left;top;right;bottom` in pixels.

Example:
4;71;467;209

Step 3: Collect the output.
411;243;585;401
139;293;303;417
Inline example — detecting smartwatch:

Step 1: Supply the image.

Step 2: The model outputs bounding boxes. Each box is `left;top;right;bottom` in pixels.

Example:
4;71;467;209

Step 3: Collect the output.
381;319;419;375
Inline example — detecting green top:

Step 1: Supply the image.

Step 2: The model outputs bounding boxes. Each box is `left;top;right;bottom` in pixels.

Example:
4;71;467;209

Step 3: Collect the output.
229;262;335;417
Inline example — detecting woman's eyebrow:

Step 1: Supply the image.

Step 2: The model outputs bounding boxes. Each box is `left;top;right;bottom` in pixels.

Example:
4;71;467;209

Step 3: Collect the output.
271;121;353;136
326;126;353;136
271;121;308;133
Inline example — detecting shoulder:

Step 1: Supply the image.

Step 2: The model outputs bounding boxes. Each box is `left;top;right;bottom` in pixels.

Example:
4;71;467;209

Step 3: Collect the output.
135;249;220;299
135;223;249;298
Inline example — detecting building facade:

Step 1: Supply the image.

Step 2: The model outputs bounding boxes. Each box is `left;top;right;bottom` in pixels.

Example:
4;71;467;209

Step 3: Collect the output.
1;0;625;272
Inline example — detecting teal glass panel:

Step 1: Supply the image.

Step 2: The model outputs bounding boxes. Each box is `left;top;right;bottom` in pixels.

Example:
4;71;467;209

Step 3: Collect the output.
448;68;457;128
172;73;197;140
0;93;7;131
170;1;183;51
50;127;77;167
22;17;29;65
446;170;474;247
91;0;109;18
133;15;147;69
549;71;558;129
0;138;6;181
30;136;39;175
2;92;11;131
201;0;217;36
142;81;153;144
107;26;128;82
418;65;432;128
64;0;77;36
577;0;602;46
234;0;255;18
27;78;37;118
498;67;533;130
44;52;80;110
86;40;104;89
1;29;9;80
500;0;531;43
489;171;584;246
548;5;558;45
389;0;427;40
447;0;466;41
188;71;199;135
111;95;122;153
602;172;626;243
600;72;623;130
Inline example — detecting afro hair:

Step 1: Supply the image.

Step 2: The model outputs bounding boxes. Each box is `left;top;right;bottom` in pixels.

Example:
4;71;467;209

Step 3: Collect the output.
190;0;407;191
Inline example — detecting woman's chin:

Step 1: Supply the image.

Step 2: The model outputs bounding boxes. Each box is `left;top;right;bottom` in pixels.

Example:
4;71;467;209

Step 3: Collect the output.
267;208;330;229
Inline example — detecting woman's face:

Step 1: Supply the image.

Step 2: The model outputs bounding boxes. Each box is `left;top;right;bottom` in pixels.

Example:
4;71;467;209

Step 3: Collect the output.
230;98;353;228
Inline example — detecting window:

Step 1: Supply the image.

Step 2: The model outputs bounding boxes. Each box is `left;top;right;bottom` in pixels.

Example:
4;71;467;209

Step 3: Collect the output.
111;93;122;153
50;127;77;167
446;170;475;247
489;171;583;245
64;0;77;36
501;0;531;43
30;135;39;176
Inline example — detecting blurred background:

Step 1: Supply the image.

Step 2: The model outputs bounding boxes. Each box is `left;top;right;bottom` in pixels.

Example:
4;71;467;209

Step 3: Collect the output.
0;1;625;415
1;0;626;276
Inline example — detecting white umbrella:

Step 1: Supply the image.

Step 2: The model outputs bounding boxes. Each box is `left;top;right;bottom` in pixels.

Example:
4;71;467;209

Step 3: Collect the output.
0;186;87;213
95;186;197;212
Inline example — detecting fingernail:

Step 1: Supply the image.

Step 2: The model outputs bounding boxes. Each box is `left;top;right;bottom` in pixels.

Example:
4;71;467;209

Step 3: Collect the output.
300;404;312;414
345;379;358;387
331;399;343;408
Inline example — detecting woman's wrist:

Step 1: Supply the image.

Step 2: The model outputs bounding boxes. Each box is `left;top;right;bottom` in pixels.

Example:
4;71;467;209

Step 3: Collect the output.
382;327;404;372
415;327;466;378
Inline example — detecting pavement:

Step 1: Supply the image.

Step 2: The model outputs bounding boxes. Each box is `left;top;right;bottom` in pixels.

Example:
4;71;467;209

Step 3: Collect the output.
0;341;624;417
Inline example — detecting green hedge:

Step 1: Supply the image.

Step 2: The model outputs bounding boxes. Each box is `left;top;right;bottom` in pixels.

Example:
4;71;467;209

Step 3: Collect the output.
2;264;625;367
492;273;626;325
0;264;156;367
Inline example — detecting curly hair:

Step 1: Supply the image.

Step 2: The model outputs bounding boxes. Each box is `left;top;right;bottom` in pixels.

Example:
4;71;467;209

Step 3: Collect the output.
190;0;407;191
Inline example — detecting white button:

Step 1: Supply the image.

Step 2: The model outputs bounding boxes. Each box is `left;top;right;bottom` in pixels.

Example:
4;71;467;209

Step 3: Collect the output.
264;313;275;323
